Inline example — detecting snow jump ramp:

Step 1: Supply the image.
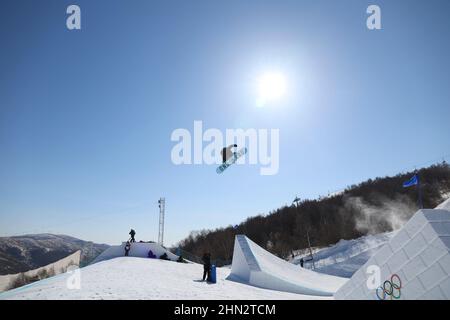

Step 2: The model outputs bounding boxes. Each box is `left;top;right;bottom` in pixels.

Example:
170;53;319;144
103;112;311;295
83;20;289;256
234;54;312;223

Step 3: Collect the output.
91;242;178;264
335;207;450;300
228;235;347;296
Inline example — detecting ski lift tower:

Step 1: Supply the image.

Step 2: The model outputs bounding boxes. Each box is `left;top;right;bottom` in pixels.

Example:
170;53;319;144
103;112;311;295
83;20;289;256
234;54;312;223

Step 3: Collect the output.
293;196;315;270
158;197;165;246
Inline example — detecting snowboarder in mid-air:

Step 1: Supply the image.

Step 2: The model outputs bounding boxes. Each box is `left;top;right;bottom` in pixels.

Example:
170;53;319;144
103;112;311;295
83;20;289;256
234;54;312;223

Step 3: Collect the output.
129;229;136;243
216;144;248;174
221;144;238;164
202;252;211;281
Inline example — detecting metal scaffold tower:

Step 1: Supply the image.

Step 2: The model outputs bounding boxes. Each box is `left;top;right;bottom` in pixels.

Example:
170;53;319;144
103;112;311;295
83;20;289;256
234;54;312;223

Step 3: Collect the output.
158;197;165;246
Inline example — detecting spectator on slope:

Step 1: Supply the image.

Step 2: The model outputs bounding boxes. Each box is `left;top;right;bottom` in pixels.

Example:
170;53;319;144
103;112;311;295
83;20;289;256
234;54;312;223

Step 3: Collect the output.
159;253;170;260
148;250;156;259
129;229;136;242
124;241;131;256
202;253;212;281
300;258;304;268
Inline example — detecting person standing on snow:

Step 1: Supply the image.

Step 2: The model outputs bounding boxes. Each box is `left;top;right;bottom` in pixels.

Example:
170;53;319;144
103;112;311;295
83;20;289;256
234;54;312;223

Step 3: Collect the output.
124;241;131;256
129;229;136;243
220;144;238;163
202;253;212;281
300;258;304;268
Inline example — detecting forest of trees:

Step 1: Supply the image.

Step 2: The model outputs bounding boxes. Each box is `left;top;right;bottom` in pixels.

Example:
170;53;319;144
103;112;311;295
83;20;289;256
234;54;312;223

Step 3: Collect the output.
177;162;450;264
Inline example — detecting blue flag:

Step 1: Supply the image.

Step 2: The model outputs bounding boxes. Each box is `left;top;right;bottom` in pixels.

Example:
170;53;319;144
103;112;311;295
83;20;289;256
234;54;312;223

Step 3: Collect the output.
403;174;419;188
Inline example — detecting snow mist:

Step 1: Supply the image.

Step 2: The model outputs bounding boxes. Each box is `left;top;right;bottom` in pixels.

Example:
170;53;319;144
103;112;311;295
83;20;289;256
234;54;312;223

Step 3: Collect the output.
343;195;417;234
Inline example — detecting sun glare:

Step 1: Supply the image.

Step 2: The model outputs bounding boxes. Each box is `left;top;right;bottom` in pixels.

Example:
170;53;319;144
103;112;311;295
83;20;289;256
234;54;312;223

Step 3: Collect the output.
256;72;287;107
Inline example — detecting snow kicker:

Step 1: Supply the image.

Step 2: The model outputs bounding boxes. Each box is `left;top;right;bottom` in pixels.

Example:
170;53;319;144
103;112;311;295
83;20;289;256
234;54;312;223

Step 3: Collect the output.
227;235;347;296
91;242;179;264
335;205;450;300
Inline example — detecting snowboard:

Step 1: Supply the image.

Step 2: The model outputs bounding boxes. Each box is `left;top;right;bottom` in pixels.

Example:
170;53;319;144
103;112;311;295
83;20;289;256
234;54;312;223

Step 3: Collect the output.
216;147;247;174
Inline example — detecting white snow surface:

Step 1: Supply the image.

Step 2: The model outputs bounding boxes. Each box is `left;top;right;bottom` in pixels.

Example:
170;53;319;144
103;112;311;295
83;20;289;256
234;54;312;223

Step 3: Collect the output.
228;235;347;296
303;196;449;278
6;197;449;300
0;250;81;292
435;196;450;210
0;257;325;300
335;208;450;300
292;232;396;278
91;241;178;264
0;232;398;299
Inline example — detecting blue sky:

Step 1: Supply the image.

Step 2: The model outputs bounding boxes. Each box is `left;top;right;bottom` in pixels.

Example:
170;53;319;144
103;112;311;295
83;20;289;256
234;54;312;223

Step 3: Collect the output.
1;0;450;245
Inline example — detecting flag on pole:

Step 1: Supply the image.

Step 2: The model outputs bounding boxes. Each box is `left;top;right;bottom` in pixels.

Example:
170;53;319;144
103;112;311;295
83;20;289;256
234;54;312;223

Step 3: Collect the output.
403;174;419;188
403;174;424;209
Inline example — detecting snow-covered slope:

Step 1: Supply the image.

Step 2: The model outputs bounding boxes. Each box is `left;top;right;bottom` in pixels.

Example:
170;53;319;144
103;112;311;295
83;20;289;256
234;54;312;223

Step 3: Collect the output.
292;232;396;278
436;196;450;210
0;234;394;299
335;208;450;300
228;235;347;296
0;234;108;274
0;257;327;300
91;242;178;264
298;196;450;279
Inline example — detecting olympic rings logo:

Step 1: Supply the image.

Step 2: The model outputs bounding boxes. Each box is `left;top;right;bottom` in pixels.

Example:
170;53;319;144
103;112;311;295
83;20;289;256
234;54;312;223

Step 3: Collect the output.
376;274;402;300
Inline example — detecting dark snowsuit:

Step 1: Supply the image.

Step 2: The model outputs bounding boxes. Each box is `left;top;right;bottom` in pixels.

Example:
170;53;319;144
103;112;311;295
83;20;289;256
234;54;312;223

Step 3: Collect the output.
129;229;136;243
220;144;237;163
300;258;304;268
124;242;131;256
202;253;211;281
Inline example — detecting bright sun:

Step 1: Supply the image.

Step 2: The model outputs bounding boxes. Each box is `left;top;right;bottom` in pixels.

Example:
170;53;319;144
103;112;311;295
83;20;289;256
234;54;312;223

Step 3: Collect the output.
256;72;287;107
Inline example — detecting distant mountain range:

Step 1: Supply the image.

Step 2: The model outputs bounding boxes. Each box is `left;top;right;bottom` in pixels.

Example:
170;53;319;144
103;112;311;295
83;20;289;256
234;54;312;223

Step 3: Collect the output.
0;234;109;275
